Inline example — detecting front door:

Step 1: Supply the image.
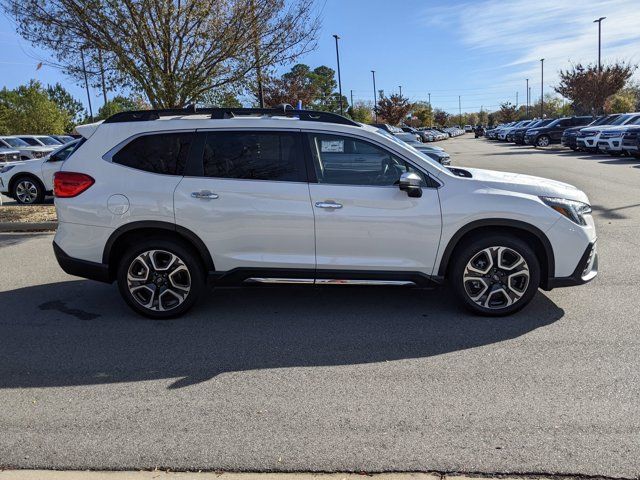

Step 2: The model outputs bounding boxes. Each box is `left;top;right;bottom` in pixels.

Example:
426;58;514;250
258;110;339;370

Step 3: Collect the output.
174;130;315;273
305;132;442;276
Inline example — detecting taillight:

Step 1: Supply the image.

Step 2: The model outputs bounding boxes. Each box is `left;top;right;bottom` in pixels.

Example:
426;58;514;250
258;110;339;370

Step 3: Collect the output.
54;172;95;198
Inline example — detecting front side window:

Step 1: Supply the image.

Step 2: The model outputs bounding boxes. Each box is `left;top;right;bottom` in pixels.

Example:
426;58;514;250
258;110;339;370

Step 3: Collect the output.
202;131;303;182
112;132;193;175
308;133;424;186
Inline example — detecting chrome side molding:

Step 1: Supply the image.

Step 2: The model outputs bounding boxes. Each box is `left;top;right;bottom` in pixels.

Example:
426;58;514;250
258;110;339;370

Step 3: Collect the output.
244;277;417;286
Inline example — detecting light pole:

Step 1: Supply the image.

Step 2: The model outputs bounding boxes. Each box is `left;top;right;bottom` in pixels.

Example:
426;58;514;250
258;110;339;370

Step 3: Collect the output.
428;92;431;106
371;70;377;122
540;58;544;118
458;95;462;127
350;89;354;111
526;78;529;117
399;85;402;97
594;17;606;71
332;34;343;115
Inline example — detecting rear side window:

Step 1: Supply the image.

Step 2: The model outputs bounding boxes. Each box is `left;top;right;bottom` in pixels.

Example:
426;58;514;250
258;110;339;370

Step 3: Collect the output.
112;132;194;175
202;132;304;182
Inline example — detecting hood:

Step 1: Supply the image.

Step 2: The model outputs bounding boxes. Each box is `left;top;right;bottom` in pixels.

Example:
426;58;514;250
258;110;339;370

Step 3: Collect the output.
462;167;589;203
580;125;620;133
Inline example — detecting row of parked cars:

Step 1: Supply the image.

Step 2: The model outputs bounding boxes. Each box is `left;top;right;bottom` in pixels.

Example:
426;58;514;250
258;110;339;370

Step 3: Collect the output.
371;123;458;165
483;113;640;157
0;135;78;204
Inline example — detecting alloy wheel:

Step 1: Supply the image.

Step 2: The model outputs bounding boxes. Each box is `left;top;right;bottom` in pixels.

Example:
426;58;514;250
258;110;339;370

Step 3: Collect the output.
537;136;550;147
15;180;39;204
126;250;192;312
463;246;530;310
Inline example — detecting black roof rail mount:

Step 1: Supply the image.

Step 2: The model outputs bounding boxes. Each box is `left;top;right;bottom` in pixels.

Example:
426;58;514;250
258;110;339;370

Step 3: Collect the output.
103;105;360;127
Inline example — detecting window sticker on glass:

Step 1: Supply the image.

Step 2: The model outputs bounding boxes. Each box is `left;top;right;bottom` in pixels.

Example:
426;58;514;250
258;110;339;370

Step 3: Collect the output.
321;140;344;153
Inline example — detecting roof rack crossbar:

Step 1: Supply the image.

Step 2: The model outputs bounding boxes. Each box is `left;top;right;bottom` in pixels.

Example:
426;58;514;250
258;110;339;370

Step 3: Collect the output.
103;106;360;127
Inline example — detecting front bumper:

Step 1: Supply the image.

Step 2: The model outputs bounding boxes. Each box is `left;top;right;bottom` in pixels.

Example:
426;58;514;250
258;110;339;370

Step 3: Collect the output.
545;241;598;289
576;136;598;150
598;137;624;152
53;242;111;283
561;135;577;148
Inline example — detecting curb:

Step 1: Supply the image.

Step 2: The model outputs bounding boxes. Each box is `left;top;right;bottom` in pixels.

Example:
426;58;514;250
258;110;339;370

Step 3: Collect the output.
0;222;57;232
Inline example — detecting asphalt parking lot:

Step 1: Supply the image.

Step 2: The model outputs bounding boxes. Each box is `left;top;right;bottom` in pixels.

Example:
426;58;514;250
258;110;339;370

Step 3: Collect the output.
1;136;639;477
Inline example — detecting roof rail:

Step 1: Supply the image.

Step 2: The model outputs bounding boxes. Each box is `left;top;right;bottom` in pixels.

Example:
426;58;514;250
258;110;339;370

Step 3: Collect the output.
103;105;360;127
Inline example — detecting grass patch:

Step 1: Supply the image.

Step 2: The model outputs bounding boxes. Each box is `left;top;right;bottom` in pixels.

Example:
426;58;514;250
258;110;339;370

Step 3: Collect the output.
0;205;57;223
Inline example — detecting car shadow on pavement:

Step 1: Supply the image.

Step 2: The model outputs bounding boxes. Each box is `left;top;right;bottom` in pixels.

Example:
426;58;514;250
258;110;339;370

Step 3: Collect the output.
0;280;564;390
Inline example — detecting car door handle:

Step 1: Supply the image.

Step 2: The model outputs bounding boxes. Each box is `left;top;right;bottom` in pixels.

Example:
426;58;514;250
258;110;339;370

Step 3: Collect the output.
315;201;342;209
191;191;219;200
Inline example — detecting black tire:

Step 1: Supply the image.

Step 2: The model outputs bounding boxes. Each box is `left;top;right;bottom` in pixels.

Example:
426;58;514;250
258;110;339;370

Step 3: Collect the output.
536;135;550;148
116;238;205;319
12;175;45;204
570;146;578;151
450;234;541;316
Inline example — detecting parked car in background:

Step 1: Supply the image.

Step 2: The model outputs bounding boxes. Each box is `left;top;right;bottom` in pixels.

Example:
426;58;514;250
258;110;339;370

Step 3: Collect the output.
0;139;81;204
394;136;451;165
0;148;21;164
621;126;640;158
371;123;403;134
500;120;534;141
394;132;422;143
512;119;552;145
0;136;54;160
18;135;63;148
50;135;76;144
576;113;640;152
464;125;473;133
597;116;640;156
561;115;620;151
525;116;593;147
52;107;597;318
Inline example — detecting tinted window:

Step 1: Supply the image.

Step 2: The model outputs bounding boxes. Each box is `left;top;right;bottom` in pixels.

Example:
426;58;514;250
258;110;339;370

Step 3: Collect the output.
112;132;193;175
308;133;425;186
202;132;303;182
37;136;62;145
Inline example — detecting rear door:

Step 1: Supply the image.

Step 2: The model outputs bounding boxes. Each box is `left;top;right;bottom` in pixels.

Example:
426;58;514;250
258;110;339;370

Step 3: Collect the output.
173;130;315;273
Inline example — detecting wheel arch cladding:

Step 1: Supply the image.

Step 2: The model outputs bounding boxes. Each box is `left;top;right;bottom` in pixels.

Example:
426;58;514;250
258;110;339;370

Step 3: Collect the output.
438;219;554;288
103;221;215;281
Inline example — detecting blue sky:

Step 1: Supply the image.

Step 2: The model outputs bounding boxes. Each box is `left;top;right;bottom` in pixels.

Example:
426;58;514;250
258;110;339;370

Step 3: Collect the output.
1;0;639;114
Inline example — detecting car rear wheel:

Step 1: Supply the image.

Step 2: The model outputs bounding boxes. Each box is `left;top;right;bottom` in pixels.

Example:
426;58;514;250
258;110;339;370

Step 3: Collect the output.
450;235;541;316
117;239;205;319
536;135;550;147
12;176;45;204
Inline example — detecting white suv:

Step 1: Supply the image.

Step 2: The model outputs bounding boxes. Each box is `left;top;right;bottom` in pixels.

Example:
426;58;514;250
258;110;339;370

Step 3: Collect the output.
52;107;598;319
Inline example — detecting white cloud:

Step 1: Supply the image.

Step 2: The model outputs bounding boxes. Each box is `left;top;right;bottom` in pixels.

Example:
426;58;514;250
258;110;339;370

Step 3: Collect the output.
421;0;640;92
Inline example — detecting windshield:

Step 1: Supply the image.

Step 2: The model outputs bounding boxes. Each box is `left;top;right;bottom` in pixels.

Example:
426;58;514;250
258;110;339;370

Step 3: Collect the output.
20;137;40;146
37;136;62;146
2;137;30;147
610;114;635;125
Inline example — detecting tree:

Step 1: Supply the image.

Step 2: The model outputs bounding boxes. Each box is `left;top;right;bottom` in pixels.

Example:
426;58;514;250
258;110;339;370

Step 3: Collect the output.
46;83;84;131
413;102;433;127
555;62;636;114
263;64;318;108
433;108;449;127
605;90;637;113
197;89;243;108
497;102;517;123
3;0;320;109
348;101;373;123
530;94;570;119
0;80;69;134
95;95;150;121
376;93;413;126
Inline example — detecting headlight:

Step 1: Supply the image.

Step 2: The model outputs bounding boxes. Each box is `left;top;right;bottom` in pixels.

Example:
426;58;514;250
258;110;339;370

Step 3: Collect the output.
0;165;15;173
540;196;591;226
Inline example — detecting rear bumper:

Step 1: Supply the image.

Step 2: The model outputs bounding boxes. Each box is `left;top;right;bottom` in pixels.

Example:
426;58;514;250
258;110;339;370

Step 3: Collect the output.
53;241;111;283
545;241;598;290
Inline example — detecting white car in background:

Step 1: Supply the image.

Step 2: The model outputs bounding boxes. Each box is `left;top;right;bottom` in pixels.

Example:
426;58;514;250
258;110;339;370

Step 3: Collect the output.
18;135;63;148
0;139;80;204
0;136;54;160
576;113;640;152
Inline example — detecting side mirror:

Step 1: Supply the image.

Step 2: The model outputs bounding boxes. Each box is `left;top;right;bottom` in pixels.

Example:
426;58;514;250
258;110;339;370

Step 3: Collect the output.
398;172;422;198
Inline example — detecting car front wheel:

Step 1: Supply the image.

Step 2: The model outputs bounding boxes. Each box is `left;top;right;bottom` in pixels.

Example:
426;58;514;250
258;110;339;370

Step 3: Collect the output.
450;235;541;316
12;176;45;204
117;239;205;319
536;135;550;147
